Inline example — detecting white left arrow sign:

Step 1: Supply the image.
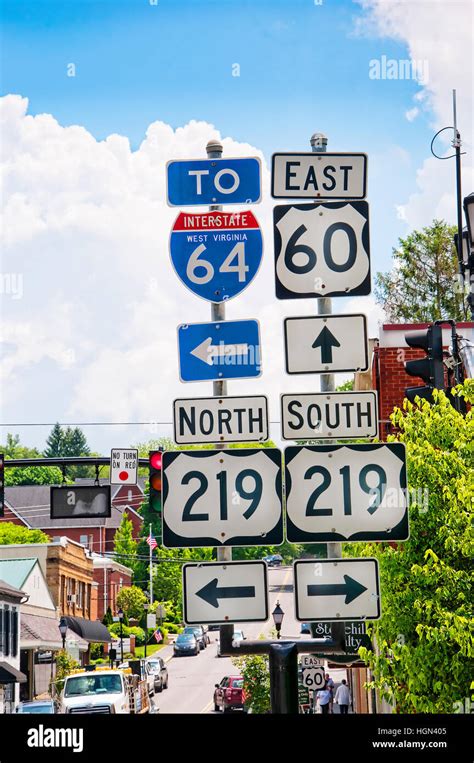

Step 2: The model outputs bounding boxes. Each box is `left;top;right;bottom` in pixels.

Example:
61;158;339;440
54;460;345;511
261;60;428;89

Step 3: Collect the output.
183;561;269;625
190;338;249;365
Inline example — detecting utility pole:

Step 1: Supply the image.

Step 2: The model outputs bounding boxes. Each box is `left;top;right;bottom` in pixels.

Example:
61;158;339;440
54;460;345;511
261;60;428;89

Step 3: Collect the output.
205;139;234;650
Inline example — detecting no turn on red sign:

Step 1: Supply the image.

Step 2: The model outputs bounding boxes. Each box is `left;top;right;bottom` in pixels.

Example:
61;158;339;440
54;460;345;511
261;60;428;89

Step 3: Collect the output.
110;449;138;485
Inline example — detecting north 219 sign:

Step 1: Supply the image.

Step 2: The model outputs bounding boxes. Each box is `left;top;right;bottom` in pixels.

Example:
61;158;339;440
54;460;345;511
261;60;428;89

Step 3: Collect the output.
162;449;283;548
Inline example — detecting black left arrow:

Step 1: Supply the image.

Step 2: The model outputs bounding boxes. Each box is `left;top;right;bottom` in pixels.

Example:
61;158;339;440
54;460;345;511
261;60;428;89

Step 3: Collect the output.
196;578;256;609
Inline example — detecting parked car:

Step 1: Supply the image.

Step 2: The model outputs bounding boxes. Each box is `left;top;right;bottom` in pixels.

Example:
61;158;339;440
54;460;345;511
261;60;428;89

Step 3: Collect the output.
216;629;246;656
173;633;199;656
213;676;246;712
16;700;57;714
59;667;152;714
262;554;283;567
183;625;209;649
146;656;168;692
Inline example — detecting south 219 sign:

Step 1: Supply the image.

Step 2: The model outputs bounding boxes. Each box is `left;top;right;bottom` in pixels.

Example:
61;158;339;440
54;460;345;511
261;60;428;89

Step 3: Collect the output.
274;201;370;299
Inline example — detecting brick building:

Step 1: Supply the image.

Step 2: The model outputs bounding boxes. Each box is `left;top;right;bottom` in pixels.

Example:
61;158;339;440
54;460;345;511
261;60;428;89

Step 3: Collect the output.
354;322;473;439
91;555;133;620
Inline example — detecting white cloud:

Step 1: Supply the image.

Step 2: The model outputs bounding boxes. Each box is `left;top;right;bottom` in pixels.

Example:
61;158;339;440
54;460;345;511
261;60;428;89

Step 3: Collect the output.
405;107;419;122
355;0;474;231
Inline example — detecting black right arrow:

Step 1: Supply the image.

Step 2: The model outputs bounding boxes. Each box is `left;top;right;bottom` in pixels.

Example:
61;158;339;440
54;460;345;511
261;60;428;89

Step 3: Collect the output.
307;574;367;605
196;578;256;609
312;325;341;364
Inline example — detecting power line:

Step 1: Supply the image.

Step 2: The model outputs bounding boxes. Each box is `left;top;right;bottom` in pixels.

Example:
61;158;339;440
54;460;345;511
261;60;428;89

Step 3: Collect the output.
0;420;281;427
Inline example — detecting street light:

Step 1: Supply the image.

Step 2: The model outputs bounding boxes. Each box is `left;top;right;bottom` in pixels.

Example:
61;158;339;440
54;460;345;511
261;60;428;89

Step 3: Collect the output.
464;192;474;246
272;601;284;639
143;601;149;659
58;617;68;651
118;608;124;663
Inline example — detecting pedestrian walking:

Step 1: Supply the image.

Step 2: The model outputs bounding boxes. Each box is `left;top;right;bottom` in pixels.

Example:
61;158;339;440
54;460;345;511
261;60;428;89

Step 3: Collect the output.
325;673;335;713
335;679;351;715
316;685;332;715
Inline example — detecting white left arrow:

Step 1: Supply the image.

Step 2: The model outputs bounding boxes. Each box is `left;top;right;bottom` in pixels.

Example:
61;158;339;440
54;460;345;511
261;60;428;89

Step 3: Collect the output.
190;338;249;365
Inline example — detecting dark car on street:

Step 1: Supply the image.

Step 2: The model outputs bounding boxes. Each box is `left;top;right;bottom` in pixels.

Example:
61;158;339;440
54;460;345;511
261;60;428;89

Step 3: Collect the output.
262;554;283;567
173;633;199;656
183;625;209;650
146;656;169;692
214;676;246;712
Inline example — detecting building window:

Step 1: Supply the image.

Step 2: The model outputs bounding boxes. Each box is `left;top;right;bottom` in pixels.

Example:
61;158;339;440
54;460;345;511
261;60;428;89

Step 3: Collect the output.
77;582;83;610
3;606;10;657
11;609;18;657
0;606;4;656
79;535;88;547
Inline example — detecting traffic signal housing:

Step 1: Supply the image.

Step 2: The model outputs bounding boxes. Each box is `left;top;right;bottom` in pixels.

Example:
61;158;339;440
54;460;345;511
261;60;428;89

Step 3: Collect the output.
149;450;163;513
404;324;444;403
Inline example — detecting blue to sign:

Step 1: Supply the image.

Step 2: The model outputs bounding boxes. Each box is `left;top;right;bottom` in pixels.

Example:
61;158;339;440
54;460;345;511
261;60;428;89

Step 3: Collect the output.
169;210;263;303
167;157;262;206
178;320;262;382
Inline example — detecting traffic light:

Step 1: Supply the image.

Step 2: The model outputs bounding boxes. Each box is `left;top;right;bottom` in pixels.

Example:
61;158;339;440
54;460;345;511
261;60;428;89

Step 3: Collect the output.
404;324;444;403
0;453;4;518
149;450;163;512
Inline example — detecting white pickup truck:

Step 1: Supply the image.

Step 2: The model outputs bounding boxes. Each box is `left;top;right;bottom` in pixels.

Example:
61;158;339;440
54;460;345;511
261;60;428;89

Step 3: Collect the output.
60;667;152;714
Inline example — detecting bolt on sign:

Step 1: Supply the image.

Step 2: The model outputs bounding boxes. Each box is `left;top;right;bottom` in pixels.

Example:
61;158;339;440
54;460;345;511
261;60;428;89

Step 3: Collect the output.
110;449;138;485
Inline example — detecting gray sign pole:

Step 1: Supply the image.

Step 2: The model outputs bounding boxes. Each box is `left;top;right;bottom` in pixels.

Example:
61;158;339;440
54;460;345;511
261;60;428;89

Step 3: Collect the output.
310;132;345;669
205;140;233;649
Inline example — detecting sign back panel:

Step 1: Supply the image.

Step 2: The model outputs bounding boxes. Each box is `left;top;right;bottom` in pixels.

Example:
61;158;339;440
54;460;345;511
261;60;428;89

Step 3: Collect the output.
50;485;111;519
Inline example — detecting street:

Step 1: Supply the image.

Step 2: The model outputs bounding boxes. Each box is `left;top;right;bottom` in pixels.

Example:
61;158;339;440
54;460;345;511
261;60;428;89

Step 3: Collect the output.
156;566;347;714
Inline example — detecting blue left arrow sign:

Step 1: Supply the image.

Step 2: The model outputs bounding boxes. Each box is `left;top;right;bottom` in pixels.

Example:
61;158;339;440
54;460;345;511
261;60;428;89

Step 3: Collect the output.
178;320;262;382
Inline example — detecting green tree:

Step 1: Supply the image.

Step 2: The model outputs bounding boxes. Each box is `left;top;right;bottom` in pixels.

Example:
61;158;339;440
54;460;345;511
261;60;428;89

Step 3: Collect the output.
232;653;270;713
2;433;62;486
375;220;465;322
102;606;113;626
336;379;354;391
116;585;147;621
0;522;50;545
350;381;473;713
43;423;65;457
113;514;138;574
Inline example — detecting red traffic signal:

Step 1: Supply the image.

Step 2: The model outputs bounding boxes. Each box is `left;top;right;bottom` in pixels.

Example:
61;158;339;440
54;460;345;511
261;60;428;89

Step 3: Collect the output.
149;450;163;512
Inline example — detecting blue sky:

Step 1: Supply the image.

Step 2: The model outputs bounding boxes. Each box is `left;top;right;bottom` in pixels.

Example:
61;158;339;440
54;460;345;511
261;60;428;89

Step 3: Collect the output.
1;0;471;453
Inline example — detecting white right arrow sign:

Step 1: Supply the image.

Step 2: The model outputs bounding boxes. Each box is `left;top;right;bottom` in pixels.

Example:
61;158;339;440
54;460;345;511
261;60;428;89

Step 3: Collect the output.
294;558;381;622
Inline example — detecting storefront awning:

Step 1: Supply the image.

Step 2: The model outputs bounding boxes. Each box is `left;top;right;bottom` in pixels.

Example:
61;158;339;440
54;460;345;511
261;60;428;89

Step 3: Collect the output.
60;616;112;643
0;661;27;684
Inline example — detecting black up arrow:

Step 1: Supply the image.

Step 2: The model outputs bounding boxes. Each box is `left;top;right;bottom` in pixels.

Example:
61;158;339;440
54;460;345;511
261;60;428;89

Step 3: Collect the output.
312;325;341;364
196;578;256;609
307;575;367;605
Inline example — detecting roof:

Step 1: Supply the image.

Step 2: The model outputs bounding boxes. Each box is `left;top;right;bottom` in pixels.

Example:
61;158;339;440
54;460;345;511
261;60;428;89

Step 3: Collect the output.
0;662;27;684
60;615;112;643
4;484;144;530
21;613;64;650
0;578;26;601
0;558;37;589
